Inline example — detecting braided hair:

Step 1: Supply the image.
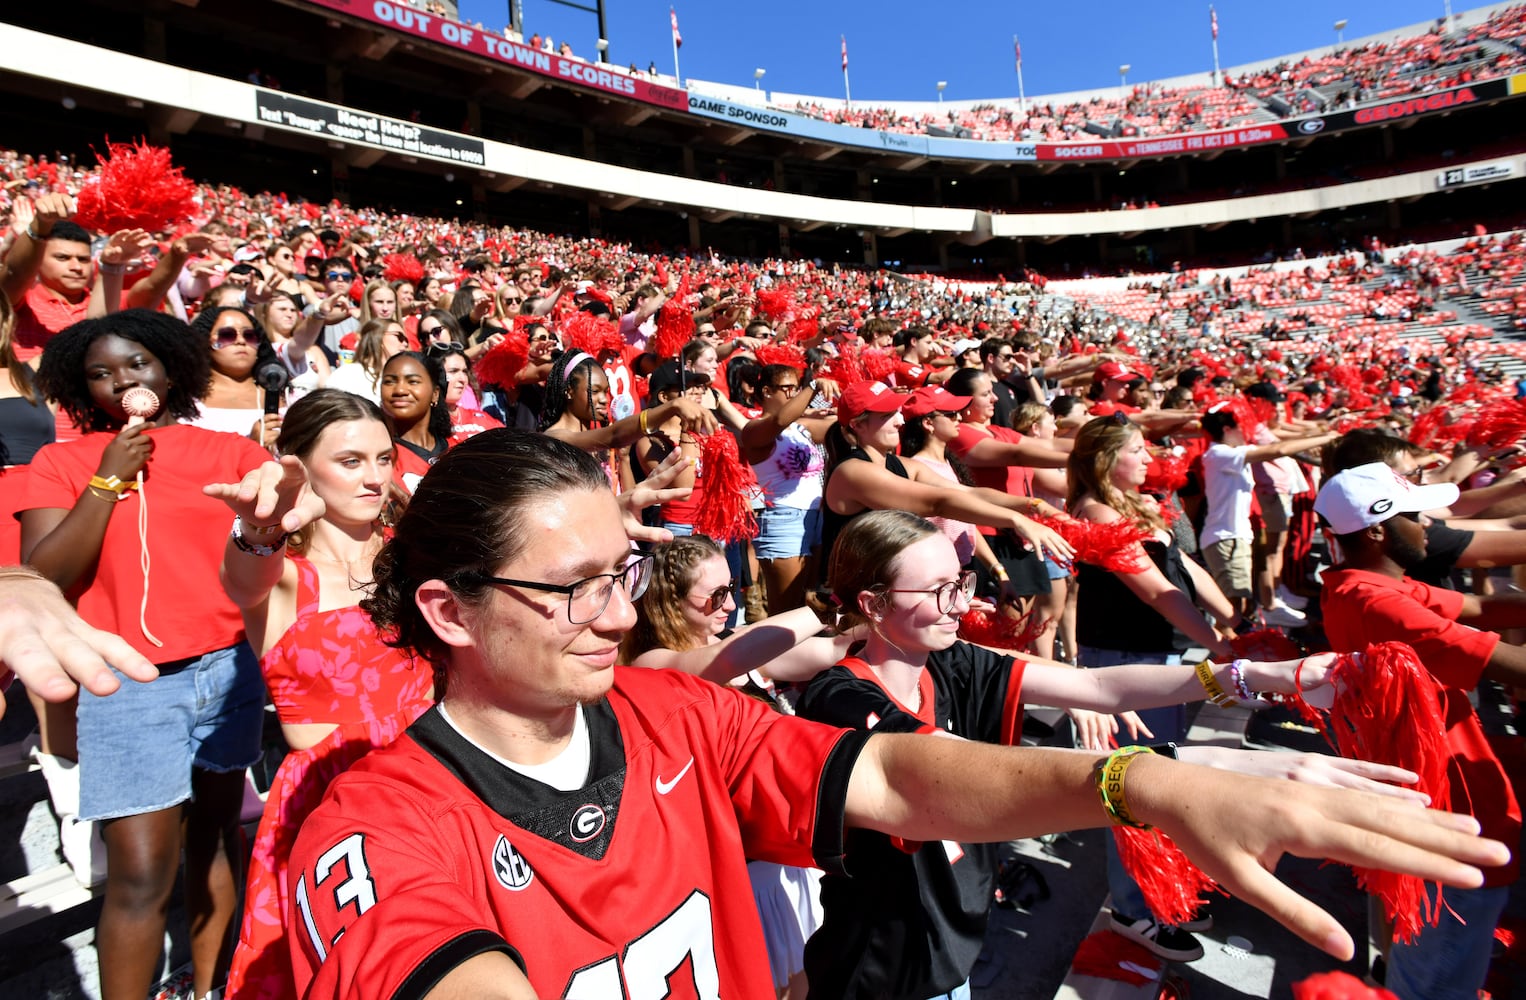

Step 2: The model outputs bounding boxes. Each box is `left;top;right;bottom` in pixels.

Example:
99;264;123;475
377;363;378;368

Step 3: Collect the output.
538;347;600;431
619;535;726;660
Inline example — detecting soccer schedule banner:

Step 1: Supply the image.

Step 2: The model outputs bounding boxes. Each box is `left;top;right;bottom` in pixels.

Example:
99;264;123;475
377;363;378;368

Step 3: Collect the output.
298;0;689;112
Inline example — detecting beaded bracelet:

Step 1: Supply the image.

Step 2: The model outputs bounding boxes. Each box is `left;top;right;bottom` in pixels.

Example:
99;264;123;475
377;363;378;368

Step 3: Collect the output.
1226;658;1254;702
1195;658;1239;707
1095;745;1156;829
230;516;289;557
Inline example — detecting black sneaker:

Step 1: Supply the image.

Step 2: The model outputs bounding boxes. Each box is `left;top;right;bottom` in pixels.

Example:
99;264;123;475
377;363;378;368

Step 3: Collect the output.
1178;903;1213;933
1107;911;1205;963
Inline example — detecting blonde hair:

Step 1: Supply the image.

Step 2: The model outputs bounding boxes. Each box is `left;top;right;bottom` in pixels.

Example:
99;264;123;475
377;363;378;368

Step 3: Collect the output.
1066;416;1167;532
0;294;35;403
358;279;396;325
825;510;939;630
621;536;726;660
1011;401;1050;434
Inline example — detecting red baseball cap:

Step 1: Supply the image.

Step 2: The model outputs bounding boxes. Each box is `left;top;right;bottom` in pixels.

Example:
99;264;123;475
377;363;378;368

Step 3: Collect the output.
837;381;905;425
1094;361;1140;383
902;385;972;418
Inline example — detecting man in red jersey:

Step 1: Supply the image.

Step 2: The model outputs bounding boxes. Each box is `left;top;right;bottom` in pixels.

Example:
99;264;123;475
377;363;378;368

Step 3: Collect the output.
1316;462;1525;1000
280;431;1503;1000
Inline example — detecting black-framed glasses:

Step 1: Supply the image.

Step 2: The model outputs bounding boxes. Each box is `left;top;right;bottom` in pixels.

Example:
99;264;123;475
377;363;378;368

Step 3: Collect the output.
326;270;355;282
419;324;443;338
766;382;801;395
213;326;257;349
883;569;977;615
453;553;653;625
692;581;737;615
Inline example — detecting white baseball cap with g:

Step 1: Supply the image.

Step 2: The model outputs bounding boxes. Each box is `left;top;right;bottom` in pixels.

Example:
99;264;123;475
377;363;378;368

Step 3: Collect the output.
1314;462;1459;535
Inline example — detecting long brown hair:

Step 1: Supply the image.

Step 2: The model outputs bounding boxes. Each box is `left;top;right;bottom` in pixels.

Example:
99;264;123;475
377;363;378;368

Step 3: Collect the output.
275;389;395;555
0;294;36;403
1066;416;1167;532
621;536;726;661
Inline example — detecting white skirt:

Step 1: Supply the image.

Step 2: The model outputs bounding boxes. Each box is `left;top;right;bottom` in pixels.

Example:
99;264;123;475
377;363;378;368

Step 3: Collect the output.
748;861;824;989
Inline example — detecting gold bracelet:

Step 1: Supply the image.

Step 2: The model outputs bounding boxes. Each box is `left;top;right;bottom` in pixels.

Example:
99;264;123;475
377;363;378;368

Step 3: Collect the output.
1195;658;1238;707
85;485;122;503
639;409;650;435
88;474;135;495
1096;746;1155;829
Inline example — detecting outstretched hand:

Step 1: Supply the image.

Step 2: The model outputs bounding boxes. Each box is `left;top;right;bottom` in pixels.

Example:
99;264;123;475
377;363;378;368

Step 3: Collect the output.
0;568;158;714
203;456;326;534
1138;758;1510;959
619;449;693;545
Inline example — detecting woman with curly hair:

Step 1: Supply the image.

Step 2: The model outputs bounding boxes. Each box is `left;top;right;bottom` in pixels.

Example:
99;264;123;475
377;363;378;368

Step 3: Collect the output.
19;309;272;1000
188;304;285;445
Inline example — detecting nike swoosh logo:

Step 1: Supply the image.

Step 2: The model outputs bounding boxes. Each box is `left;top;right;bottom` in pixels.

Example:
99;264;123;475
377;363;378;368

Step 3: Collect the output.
655;757;694;795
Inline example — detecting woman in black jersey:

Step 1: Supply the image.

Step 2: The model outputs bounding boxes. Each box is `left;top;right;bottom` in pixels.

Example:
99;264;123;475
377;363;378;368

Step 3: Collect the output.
794;510;1427;1000
820;381;1073;569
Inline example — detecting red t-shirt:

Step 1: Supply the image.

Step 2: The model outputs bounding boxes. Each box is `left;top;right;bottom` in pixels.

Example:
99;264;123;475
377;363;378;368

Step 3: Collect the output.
1088;400;1141;418
947;423;1035;537
1321;567;1519;887
891;361;932;390
12;281;90;362
288;667;864;1000
449;406;504;445
21;425;270;663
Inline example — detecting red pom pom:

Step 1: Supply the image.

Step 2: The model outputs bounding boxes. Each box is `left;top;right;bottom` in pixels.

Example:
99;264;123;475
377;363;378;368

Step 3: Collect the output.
956;607;1045;651
301;202;324;221
692;433;758;543
1113;825;1224;926
754;284;796;321
382;253;426;284
1291;970;1398;1000
560;311;623;357
651;275;694;360
1465;397;1526;451
475;332;531;389
861;348;896;383
754;343;806;370
822;347;866;386
1037;515;1153;574
1139;450;1189;495
1229;628;1302;662
1274;642;1452;943
73;141;197;234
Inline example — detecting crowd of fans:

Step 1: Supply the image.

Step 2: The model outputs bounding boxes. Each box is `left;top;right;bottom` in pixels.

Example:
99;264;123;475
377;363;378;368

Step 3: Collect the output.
788;5;1526;142
0;138;1524;1000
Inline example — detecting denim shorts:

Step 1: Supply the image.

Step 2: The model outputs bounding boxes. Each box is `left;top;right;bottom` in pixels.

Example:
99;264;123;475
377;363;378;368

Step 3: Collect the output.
753;505;822;560
1043;553;1072;580
77;642;264;822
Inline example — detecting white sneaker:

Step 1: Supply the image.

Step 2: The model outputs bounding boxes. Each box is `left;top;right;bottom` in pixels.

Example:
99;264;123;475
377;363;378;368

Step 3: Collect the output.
1262;602;1308;629
1275;584;1310;610
31;746;108;887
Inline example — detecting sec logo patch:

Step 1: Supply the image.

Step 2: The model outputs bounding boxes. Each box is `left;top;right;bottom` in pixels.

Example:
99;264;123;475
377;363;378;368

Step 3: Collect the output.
492;834;533;891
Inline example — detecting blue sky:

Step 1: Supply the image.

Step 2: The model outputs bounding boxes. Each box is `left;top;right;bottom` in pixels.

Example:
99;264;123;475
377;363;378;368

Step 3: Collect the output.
457;0;1464;101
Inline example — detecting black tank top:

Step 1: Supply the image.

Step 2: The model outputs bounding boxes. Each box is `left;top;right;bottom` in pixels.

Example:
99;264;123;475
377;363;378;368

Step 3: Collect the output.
821;448;908;564
1075;533;1198;653
0;367;55;467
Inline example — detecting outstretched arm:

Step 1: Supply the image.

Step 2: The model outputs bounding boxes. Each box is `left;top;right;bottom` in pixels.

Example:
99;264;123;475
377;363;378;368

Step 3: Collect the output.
845;735;1506;960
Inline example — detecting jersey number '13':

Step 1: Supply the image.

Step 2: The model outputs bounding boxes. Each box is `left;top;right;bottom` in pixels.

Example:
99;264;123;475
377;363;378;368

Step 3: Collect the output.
294;833;722;999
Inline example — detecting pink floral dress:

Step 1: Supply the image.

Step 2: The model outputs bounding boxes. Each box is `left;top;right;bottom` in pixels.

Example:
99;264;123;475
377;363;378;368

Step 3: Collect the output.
225;555;432;1000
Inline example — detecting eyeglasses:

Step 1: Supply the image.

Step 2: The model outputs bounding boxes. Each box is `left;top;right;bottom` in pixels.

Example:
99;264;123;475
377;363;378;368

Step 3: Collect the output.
326;270;355;282
454;553;653;625
883;569;977;615
996;352;1015;361
419;324;442;338
426;341;467;355
766;383;801;395
1110;410;1132;425
212;326;257;349
692;581;737;615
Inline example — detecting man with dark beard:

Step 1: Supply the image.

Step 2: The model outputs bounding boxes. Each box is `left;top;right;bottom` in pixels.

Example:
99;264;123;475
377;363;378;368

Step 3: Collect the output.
1316;462;1526;1000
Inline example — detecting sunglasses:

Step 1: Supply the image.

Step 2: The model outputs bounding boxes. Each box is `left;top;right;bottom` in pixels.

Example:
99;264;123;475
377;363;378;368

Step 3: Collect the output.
419;324;443;338
426;341;467;355
326;270;355;282
212;326;257;349
694;582;737;615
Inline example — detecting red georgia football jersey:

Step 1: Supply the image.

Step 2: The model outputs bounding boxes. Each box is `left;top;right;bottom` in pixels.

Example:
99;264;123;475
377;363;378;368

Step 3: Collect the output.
288;666;867;1000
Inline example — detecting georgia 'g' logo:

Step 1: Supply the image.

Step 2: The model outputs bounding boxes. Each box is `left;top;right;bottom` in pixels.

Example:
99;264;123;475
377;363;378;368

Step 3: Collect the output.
1298;118;1326;134
1369;498;1394;515
492;834;533;891
570;804;607;843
